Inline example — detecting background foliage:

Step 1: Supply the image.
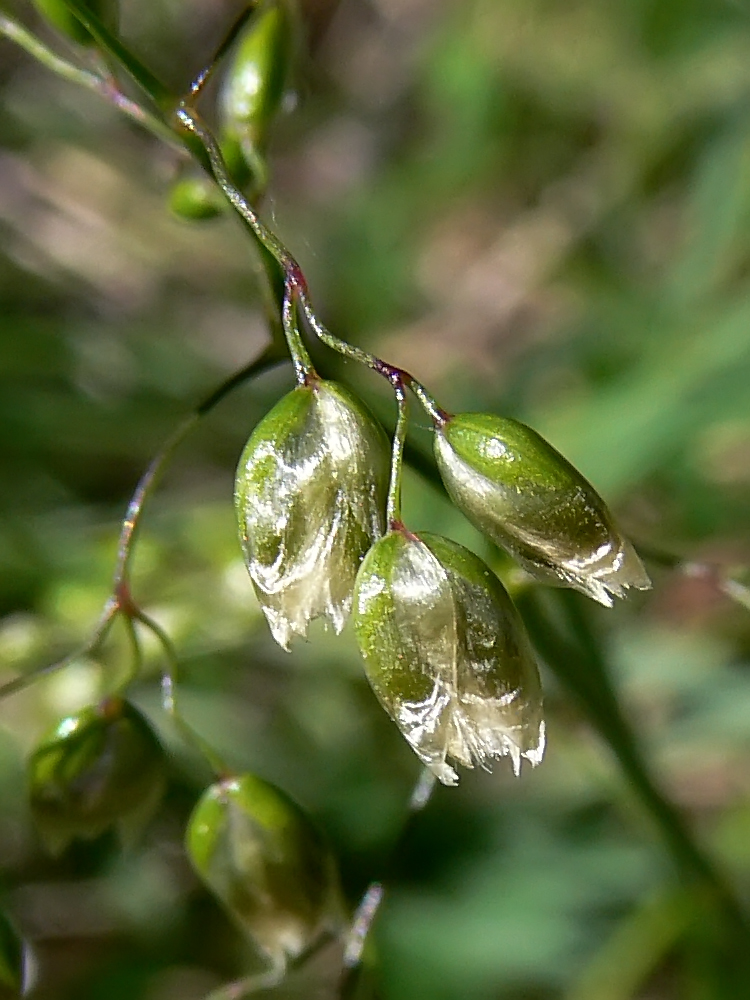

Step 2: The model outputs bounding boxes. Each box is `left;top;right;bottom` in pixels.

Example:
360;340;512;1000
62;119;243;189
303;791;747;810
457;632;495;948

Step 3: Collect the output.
2;0;750;997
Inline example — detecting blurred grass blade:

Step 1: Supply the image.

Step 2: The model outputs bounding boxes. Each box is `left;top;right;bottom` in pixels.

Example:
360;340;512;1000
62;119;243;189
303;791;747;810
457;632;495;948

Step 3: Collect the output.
60;0;172;109
517;588;748;936
566;887;697;1000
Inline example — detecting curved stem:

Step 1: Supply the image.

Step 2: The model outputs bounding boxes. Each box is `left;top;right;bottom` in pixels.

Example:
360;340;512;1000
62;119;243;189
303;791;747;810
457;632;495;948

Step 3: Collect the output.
175;104;301;277
0;15;179;148
176;105;314;380
119;612;144;693
187;2;260;102
300;301;449;424
340;767;437;997
173;103;450;421
133;609;230;778
114;344;283;588
387;381;408;526
282;287;315;384
0;347;283;706
58;0;173;110
0;597;118;702
638;542;750;614
5;12;448;421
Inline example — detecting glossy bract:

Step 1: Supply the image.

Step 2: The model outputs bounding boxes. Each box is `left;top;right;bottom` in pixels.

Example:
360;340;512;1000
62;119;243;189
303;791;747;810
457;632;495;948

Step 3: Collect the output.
235;379;388;649
435;414;651;607
28;698;166;853
353;529;545;786
186;774;342;967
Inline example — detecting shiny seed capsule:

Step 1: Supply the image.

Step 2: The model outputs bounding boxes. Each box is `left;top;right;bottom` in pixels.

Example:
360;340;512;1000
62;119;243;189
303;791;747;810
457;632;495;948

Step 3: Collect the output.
186;774;343;969
28;698;166;853
235;379;389;650
353;527;545;786
435;413;651;607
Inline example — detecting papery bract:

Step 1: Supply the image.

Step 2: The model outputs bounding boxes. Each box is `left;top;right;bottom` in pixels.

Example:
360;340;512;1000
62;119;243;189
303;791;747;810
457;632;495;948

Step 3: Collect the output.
186;774;343;969
353;528;545;786
28;698;166;853
435;413;651;607
235;379;388;649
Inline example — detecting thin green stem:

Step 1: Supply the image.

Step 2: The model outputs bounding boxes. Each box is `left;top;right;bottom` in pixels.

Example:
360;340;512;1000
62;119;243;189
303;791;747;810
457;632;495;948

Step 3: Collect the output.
282;287;315;385
0;597;118;702
5;13;447;417
300;303;449;424
59;0;173;110
387;382;408;526
173;103;451;417
119;613;144;692
1;15;98;85
175;104;299;272
114;415;199;589
133;609;230;778
638;542;750;615
0;348;283;706
0;15;178;148
175;105;314;380
114;344;283;588
340;766;437;997
187;2;260;102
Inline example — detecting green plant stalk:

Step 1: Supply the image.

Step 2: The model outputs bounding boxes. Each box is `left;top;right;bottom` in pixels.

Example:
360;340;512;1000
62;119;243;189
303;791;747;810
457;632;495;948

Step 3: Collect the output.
301;305;448;424
0;596;118;701
0;14;178;147
0;348;284;705
340;767;437;998
3;10;444;416
133;609;230;779
114;344;283;590
185;2;260;104
173;103;447;421
386;383;408;526
59;0;172;109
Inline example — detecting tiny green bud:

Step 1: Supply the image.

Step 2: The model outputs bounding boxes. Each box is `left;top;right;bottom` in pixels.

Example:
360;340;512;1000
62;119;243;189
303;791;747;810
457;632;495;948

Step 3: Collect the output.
220;1;293;172
28;698;166;853
186;774;343;968
435;414;651;607
32;0;118;47
353;528;545;786
235;379;389;650
169;175;226;221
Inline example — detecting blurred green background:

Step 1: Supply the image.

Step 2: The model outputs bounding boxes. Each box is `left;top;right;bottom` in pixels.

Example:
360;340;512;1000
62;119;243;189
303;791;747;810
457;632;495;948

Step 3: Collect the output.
3;0;750;997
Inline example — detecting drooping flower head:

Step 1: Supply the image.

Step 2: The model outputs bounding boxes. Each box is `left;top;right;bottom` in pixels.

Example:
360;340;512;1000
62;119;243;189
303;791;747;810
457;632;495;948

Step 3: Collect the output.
28;698;166;853
186;773;343;969
235;379;389;649
353;527;545;786
435;413;651;607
